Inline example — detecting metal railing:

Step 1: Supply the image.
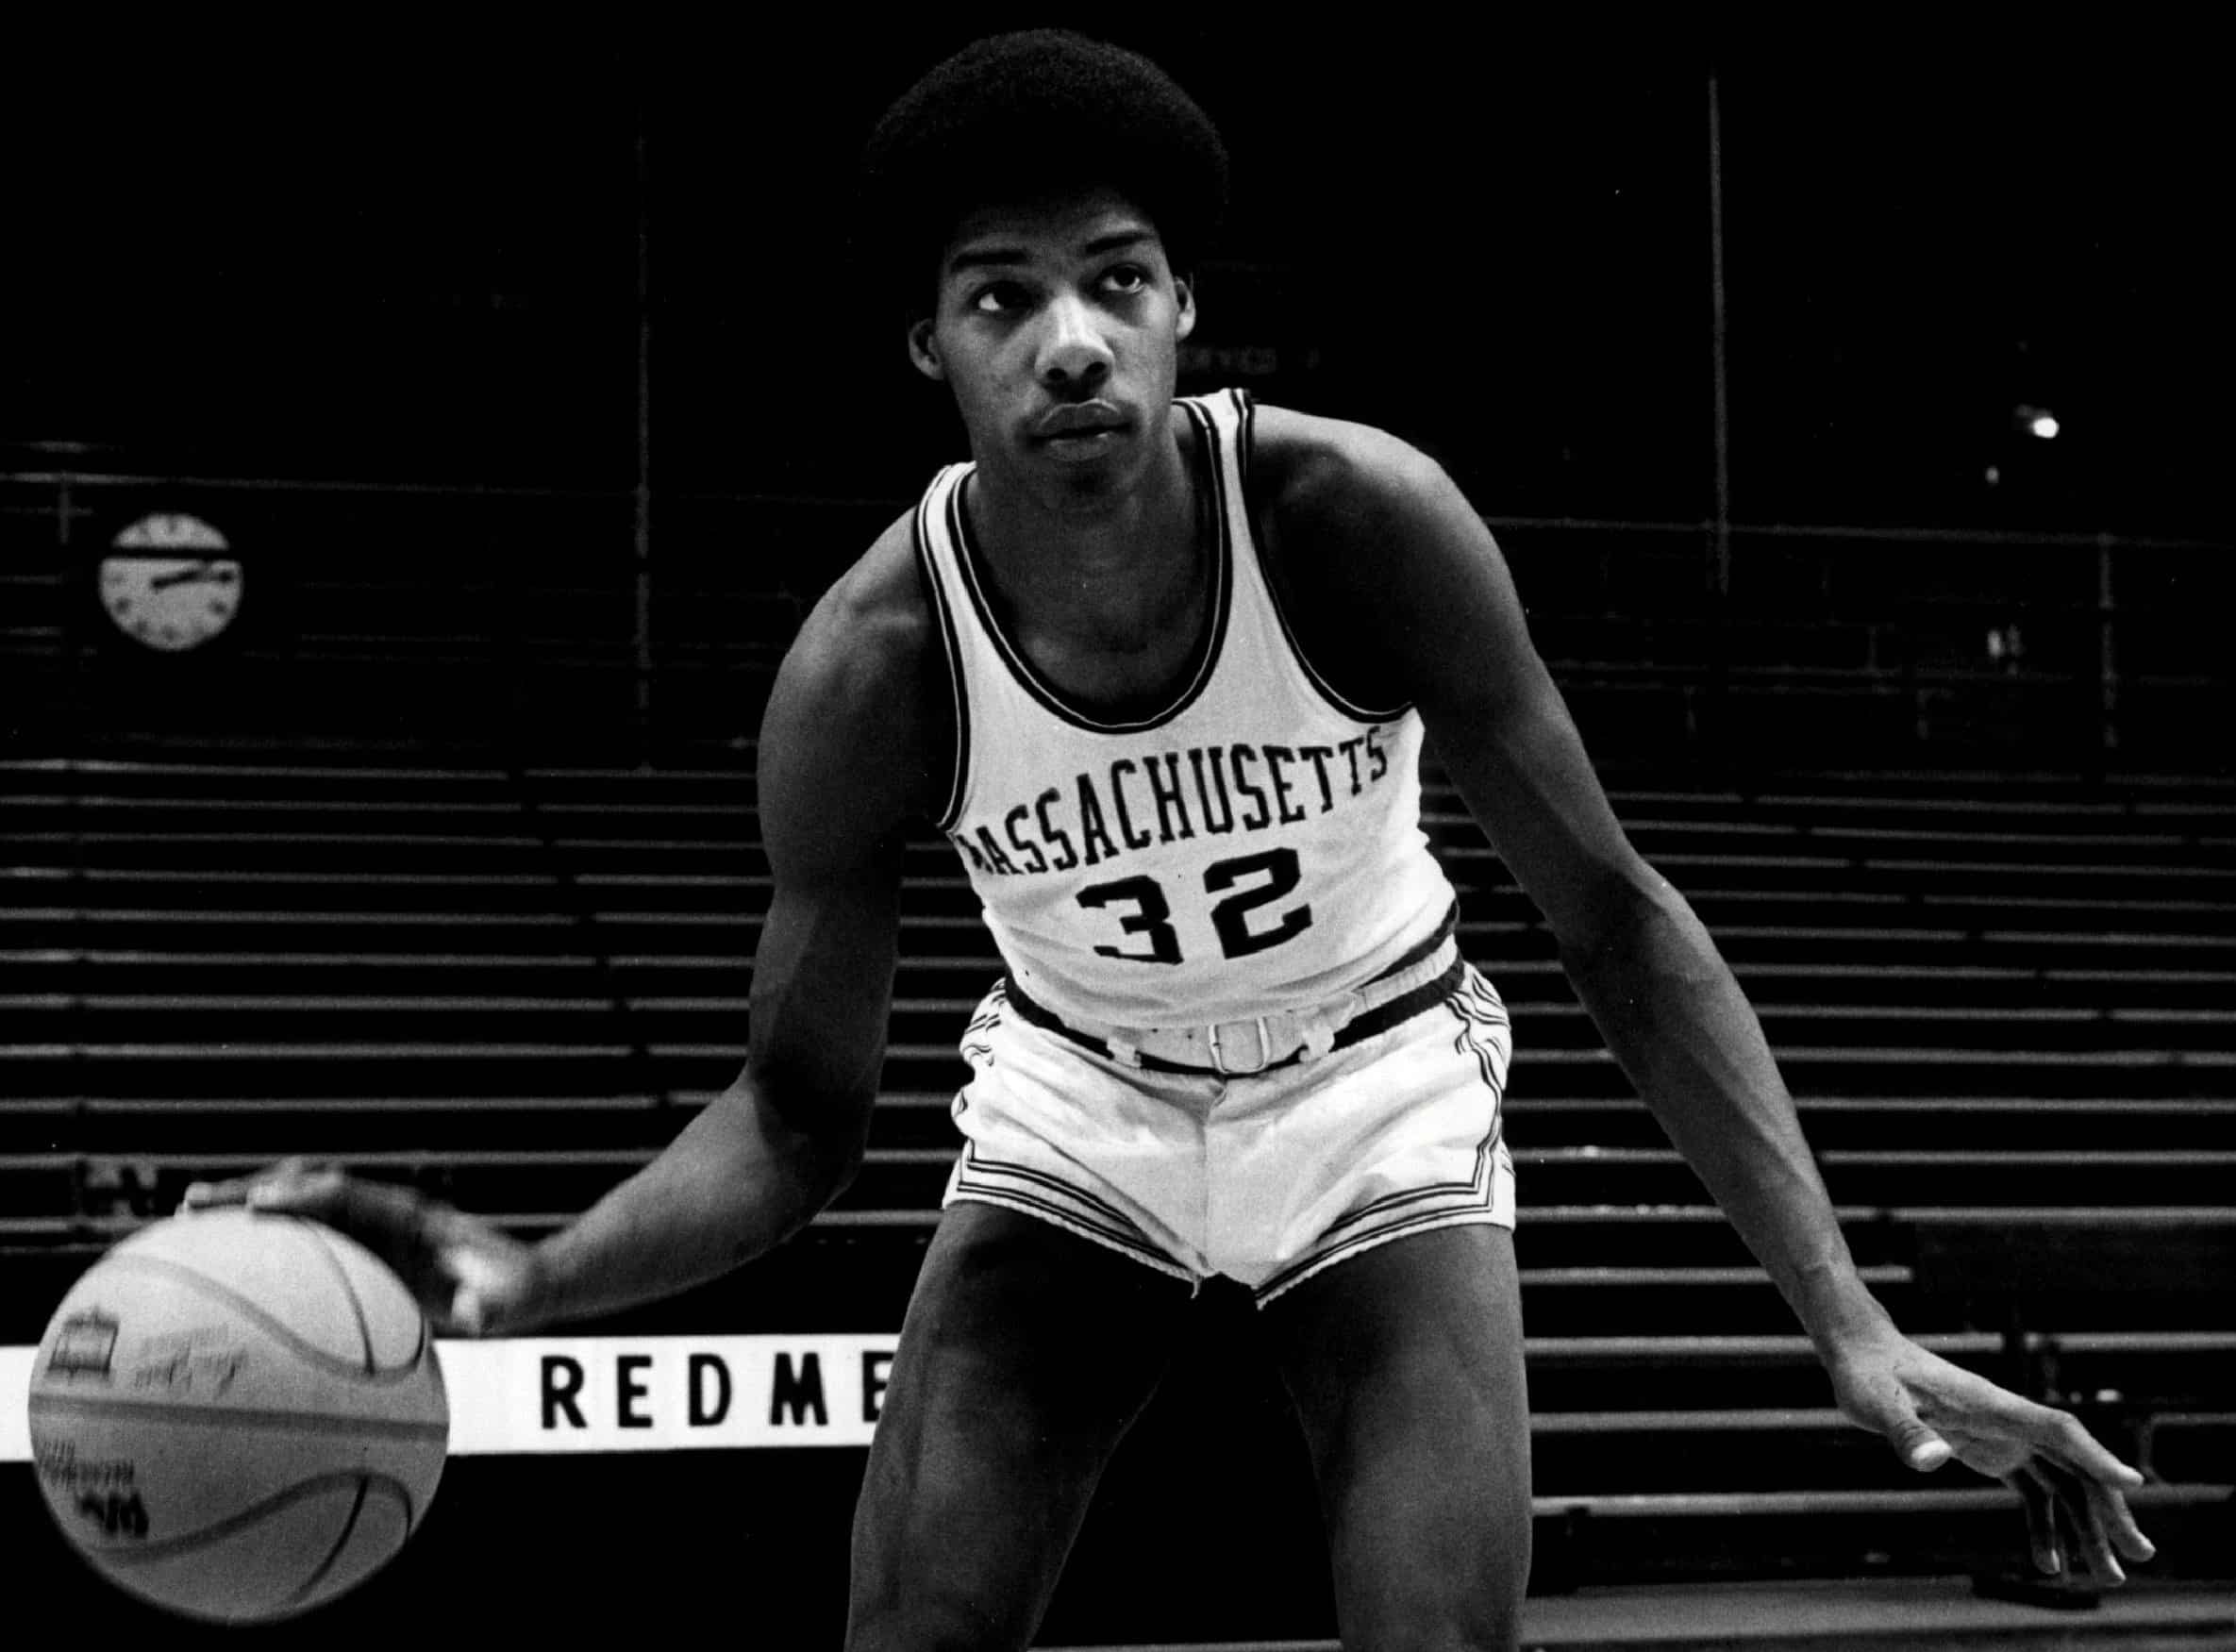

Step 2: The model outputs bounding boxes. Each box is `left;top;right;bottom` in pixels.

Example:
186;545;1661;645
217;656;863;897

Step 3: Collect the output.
4;465;2228;770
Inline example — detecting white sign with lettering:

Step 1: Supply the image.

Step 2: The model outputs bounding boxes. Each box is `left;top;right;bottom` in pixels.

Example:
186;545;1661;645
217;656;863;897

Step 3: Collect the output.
447;1335;901;1454
0;1337;904;1459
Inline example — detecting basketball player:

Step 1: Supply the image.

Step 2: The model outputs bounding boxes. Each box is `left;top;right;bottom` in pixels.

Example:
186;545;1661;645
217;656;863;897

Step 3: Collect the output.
190;31;2155;1650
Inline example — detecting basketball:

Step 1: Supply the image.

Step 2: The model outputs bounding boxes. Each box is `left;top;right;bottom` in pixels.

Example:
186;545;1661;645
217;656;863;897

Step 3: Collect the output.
24;1209;449;1624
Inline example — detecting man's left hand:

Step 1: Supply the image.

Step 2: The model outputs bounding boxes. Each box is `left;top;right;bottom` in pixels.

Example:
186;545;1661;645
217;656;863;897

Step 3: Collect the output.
1827;1326;2156;1583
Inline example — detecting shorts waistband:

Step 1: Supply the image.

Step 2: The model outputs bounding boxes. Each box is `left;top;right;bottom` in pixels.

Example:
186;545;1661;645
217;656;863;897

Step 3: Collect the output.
1000;908;1465;1078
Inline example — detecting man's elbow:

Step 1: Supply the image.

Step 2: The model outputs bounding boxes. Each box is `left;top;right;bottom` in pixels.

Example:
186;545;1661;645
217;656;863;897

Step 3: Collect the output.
776;1089;875;1212
1550;852;1688;967
721;1067;876;1213
809;1119;871;1203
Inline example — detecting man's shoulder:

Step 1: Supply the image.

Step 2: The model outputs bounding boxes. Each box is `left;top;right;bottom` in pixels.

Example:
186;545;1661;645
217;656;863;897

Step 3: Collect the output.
1245;403;1451;537
761;509;946;815
757;510;943;862
784;509;935;700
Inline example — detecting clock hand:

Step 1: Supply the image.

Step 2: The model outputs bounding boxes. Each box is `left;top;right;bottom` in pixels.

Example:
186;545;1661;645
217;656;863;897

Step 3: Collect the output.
150;563;238;592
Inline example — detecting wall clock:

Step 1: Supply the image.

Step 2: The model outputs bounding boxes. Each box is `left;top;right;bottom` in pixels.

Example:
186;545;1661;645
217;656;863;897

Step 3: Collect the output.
99;512;244;653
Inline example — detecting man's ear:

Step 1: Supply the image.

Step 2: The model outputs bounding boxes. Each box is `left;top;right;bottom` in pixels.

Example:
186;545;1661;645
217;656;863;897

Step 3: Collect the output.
1174;276;1196;343
908;319;944;382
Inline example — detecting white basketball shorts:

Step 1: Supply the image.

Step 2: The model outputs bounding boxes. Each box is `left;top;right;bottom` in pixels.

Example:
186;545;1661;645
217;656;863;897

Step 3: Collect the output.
942;962;1515;1305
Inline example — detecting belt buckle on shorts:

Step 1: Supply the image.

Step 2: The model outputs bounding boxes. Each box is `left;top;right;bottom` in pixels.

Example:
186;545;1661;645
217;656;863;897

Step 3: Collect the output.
1208;1014;1275;1076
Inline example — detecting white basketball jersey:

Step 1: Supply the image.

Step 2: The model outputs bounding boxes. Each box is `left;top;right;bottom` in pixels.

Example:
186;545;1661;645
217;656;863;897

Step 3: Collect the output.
914;389;1459;1028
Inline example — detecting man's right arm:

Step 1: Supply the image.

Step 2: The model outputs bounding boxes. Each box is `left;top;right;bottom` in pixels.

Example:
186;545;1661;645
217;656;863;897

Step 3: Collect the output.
187;519;938;1336
523;532;929;1327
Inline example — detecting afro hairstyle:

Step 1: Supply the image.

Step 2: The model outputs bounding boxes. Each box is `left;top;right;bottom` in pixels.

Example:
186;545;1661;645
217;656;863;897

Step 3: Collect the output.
857;29;1229;321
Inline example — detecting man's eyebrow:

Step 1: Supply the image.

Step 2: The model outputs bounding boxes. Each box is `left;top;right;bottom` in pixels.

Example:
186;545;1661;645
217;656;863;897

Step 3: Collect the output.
1083;228;1155;257
943;228;1157;276
946;245;1027;275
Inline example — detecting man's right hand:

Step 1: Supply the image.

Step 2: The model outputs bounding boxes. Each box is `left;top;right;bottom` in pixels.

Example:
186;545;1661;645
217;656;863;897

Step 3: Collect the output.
180;1159;542;1337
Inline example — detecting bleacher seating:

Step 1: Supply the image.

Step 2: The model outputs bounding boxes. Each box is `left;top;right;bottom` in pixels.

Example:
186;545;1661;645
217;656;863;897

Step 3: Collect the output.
7;469;2233;1621
6;748;2232;1601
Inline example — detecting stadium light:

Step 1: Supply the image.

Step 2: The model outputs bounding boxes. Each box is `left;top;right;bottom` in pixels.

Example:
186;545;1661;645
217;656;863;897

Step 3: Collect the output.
2013;404;2061;440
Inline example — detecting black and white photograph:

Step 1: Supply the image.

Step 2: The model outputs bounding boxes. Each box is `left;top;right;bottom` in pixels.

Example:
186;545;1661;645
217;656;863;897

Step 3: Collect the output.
4;21;2230;1649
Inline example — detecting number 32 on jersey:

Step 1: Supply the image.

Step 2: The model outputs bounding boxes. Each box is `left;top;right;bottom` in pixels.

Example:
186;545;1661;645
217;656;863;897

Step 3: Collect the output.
1076;847;1310;965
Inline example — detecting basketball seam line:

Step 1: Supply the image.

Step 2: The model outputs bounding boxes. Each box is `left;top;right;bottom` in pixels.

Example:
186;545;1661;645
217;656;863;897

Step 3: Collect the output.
27;1393;450;1440
291;1476;374;1597
81;1469;419;1567
292;1216;380;1377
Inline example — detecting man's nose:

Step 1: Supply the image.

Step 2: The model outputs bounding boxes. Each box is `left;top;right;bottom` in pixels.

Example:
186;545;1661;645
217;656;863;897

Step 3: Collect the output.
1037;293;1113;387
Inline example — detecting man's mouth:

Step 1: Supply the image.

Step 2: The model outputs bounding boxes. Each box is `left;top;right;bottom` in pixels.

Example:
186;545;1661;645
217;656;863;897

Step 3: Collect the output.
1036;427;1127;465
1032;403;1129;443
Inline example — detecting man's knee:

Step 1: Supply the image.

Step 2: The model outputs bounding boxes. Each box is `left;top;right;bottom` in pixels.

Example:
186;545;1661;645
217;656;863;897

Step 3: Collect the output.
844;1207;1189;1651
1314;1579;1527;1652
1330;1486;1530;1651
847;1469;1051;1652
1267;1226;1531;1649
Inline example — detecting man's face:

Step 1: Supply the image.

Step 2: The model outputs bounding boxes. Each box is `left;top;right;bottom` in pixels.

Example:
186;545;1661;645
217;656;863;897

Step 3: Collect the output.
909;188;1196;510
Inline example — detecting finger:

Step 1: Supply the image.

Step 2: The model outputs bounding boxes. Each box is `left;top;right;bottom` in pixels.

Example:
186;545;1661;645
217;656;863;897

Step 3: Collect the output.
446;1285;489;1339
1835;1360;1952;1471
2085;1477;2156;1566
260;1174;451;1298
1905;1432;1953;1472
310;1172;426;1232
442;1245;516;1338
1865;1387;1954;1472
2036;1456;2124;1585
181;1158;333;1213
2011;1466;2061;1577
2035;1408;2148;1493
245;1160;350;1214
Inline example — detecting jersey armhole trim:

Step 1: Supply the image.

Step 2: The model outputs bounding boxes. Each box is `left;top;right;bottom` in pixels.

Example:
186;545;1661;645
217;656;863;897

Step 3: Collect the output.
1234;387;1416;726
912;471;971;834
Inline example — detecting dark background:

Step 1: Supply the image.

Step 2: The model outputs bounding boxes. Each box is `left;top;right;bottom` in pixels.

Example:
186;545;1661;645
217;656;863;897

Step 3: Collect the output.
7;21;2227;542
4;26;2233;1642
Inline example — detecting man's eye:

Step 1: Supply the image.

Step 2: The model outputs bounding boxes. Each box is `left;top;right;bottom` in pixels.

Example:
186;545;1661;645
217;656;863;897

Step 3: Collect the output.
1103;265;1150;294
973;283;1028;314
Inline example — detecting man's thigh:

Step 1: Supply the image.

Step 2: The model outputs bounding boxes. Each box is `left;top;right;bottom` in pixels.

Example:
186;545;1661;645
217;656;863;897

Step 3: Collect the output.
846;1201;1194;1652
1260;1224;1532;1652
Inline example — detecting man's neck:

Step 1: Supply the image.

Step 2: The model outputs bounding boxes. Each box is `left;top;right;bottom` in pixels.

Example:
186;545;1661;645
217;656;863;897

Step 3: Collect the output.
964;405;1202;652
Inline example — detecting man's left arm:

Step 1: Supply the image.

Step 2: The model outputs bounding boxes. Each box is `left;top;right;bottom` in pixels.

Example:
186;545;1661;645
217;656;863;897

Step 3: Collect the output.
1290;427;2155;1584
